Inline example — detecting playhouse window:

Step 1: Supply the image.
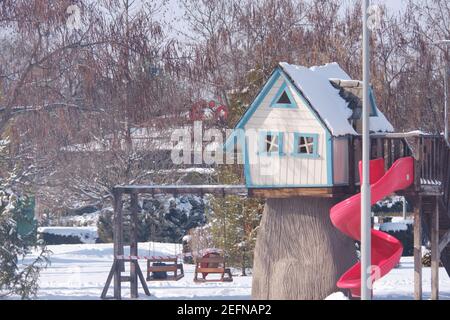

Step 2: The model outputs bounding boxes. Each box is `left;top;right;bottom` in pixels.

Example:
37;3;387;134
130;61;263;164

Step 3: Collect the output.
265;134;279;153
259;131;284;155
293;133;318;158
298;137;314;154
277;91;291;104
270;82;296;108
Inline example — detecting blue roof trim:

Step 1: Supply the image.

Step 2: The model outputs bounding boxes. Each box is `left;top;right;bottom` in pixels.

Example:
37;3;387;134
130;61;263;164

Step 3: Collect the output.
326;131;333;185
223;69;281;152
235;69;281;129
369;88;379;117
244;136;252;187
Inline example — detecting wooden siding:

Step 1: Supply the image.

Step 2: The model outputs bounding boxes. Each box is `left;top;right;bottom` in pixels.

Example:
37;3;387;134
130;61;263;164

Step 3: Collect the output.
333;137;349;185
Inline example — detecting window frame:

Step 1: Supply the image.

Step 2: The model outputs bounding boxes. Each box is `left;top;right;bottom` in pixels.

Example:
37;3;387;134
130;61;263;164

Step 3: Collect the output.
270;82;297;109
258;131;285;156
292;133;319;158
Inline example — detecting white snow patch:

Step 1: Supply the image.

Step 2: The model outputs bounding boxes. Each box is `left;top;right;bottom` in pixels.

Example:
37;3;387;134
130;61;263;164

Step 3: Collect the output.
391;217;413;224
370;110;395;133
57;211;100;227
324;292;349;300
379;222;410;232
12;243;450;300
310;62;352;80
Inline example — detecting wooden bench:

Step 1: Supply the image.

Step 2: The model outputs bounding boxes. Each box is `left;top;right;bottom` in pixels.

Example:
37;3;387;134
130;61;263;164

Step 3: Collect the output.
146;256;184;281
194;256;233;283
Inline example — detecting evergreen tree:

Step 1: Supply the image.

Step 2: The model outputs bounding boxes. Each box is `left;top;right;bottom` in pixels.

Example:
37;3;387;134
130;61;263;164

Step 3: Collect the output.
206;65;269;274
0;191;49;298
209;167;264;275
97;209;114;243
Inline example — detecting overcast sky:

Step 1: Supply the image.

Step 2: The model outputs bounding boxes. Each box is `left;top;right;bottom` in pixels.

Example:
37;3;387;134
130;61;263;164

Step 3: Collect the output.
161;0;409;40
372;0;408;13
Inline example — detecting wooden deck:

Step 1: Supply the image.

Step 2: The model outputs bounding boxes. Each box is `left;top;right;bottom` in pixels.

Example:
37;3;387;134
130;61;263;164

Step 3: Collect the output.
249;186;350;198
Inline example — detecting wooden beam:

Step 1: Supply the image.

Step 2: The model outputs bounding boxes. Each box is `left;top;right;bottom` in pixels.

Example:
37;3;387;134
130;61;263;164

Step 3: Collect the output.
414;196;422;300
135;261;151;296
115;184;248;196
113;189;123;299
414;137;422;192
376;138;383;158
101;260;117;299
439;229;450;254
249;187;350;199
130;192;139;299
419;185;443;195
431;197;439;300
114;185;355;199
348;136;356;194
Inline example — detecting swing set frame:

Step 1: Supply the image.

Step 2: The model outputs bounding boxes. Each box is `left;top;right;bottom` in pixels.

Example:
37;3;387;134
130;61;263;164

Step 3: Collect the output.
101;184;247;299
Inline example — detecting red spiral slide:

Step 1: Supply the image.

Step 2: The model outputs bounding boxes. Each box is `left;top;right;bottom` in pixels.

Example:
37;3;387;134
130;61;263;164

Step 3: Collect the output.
330;157;414;297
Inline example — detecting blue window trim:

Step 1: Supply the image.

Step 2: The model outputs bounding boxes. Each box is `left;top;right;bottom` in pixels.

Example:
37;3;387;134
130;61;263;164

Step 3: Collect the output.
234;69;281;130
291;133;319;158
258;131;285;156
270;82;297;109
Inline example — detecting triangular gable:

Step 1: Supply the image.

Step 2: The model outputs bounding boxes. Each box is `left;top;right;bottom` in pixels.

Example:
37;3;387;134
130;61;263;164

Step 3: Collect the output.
270;82;297;109
231;67;331;132
224;67;331;152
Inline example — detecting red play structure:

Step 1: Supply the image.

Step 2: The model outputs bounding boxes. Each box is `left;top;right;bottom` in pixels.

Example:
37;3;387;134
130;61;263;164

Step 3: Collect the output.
330;157;414;297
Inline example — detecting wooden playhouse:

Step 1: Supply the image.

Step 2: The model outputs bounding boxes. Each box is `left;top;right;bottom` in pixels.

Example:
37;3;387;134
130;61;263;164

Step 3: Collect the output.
225;62;393;197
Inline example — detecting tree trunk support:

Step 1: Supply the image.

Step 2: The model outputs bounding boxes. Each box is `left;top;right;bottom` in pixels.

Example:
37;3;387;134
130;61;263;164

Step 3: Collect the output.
252;197;357;300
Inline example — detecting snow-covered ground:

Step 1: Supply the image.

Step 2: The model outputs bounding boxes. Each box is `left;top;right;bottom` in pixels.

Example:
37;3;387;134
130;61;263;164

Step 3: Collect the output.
19;242;450;300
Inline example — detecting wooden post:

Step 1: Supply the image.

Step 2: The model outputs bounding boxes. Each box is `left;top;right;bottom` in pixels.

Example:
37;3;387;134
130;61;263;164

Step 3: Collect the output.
386;139;392;169
113;188;124;299
376;138;383;158
348;136;356;194
414;137;422;192
130;191;139;299
414;196;422;300
431;196;439;300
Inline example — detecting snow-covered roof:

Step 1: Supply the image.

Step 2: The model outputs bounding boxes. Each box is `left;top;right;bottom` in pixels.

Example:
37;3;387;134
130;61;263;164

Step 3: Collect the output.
279;62;394;136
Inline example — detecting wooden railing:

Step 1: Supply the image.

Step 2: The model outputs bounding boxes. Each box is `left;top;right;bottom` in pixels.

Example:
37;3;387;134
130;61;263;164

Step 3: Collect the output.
414;135;447;192
349;132;447;195
440;138;450;213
